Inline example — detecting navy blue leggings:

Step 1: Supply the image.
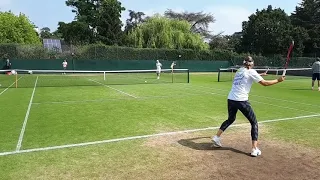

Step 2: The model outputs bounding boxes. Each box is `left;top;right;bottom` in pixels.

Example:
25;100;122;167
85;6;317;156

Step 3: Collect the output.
220;99;259;141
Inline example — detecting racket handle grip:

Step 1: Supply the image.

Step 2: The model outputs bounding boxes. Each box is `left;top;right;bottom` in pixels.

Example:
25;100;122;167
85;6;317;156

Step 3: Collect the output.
282;69;286;76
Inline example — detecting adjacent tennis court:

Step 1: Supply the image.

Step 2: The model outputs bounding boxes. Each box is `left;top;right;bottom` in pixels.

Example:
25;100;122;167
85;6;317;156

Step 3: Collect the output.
0;70;319;179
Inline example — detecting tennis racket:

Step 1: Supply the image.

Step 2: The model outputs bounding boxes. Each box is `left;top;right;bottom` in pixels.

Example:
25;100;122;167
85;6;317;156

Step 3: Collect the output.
265;68;270;74
282;41;295;76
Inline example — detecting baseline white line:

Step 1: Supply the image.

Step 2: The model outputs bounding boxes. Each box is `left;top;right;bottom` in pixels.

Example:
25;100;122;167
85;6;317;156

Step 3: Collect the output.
0;77;23;96
16;76;38;151
88;79;137;98
1;114;319;157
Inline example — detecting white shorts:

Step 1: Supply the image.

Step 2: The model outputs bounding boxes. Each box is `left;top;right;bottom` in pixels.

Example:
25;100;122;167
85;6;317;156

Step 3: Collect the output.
156;69;161;73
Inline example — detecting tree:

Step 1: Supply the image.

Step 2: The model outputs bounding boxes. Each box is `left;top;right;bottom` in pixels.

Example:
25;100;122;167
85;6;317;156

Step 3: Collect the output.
127;16;209;50
57;21;94;45
0;11;40;44
164;9;215;39
124;10;145;33
65;0;125;45
291;0;320;55
40;27;54;39
239;5;304;56
209;36;229;50
209;34;241;51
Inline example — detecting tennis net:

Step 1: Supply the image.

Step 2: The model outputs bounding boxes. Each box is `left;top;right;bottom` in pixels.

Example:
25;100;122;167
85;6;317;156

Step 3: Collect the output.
0;69;189;88
218;68;312;82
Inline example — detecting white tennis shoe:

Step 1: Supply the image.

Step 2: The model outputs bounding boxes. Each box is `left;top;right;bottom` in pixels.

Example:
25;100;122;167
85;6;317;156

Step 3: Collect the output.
251;148;262;157
212;135;222;148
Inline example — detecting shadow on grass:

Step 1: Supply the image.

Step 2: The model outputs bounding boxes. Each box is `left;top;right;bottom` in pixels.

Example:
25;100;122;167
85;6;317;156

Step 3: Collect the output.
178;137;251;157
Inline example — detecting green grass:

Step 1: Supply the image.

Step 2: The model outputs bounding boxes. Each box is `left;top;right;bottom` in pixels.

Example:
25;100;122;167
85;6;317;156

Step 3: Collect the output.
0;72;319;179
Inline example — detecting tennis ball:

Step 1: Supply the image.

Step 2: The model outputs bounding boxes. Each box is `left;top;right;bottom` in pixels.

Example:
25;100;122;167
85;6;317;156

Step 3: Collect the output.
145;81;147;83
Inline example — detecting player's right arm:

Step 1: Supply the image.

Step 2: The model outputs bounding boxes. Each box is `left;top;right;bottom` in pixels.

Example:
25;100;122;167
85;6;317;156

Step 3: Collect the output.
259;76;285;86
250;69;285;86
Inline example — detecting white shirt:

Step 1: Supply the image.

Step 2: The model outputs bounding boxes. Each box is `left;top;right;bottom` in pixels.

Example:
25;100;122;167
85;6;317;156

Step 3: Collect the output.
170;63;176;69
312;61;320;73
62;62;68;68
228;67;264;101
156;62;162;71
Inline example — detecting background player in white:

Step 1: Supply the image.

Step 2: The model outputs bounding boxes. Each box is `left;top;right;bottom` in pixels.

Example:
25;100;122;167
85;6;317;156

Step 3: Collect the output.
156;60;162;79
62;59;68;75
212;56;285;157
170;61;176;72
311;57;320;91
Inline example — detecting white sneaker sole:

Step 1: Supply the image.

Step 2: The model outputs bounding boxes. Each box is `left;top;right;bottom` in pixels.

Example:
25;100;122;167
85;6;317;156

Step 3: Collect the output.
211;140;222;148
251;151;261;157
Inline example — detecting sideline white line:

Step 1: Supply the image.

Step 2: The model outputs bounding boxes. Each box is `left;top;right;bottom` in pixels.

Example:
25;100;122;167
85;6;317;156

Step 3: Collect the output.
1;114;319;157
0;77;23;96
88;79;137;98
16;76;38;151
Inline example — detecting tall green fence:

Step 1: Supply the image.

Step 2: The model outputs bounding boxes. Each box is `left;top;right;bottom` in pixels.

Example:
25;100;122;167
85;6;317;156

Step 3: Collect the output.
2;59;231;72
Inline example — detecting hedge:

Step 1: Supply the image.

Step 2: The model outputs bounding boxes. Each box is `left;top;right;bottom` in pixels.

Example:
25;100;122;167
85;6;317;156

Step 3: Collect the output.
0;43;316;67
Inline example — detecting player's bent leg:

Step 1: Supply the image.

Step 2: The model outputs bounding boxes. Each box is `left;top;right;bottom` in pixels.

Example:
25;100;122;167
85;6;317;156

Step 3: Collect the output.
220;100;238;131
238;101;261;156
239;101;258;141
212;100;238;147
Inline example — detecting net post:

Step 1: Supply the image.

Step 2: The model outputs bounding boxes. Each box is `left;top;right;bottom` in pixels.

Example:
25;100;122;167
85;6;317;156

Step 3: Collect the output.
231;68;234;80
218;68;221;82
104;72;106;81
15;70;18;88
171;69;173;83
187;69;190;83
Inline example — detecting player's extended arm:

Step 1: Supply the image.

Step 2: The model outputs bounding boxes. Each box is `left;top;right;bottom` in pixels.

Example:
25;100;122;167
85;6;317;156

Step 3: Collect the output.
259;76;285;86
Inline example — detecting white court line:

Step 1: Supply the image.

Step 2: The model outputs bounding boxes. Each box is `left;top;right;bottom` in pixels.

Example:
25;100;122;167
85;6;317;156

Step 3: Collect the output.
16;76;38;151
189;84;317;107
88;79;137;98
177;85;317;114
32;93;208;105
0;77;23;96
0;114;319;157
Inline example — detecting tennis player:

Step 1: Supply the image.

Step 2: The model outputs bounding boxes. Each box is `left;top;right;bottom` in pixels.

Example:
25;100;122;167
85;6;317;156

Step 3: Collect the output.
311;57;320;91
62;59;68;75
171;61;176;71
156;60;162;79
212;56;285;157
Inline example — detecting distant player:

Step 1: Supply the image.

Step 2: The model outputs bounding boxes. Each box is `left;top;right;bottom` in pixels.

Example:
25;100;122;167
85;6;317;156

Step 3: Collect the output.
170;61;176;72
212;56;285;157
311;57;320;91
5;59;11;69
62;59;68;75
156;60;162;79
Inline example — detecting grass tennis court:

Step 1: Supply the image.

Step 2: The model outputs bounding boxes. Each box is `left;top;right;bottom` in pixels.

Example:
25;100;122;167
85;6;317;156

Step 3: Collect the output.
0;72;320;179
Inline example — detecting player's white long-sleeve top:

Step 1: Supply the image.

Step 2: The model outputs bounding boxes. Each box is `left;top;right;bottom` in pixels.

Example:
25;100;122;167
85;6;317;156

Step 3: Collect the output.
156;62;162;71
228;67;264;101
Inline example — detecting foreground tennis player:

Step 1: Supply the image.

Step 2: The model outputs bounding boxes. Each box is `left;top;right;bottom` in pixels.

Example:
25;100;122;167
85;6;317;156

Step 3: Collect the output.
212;56;285;157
